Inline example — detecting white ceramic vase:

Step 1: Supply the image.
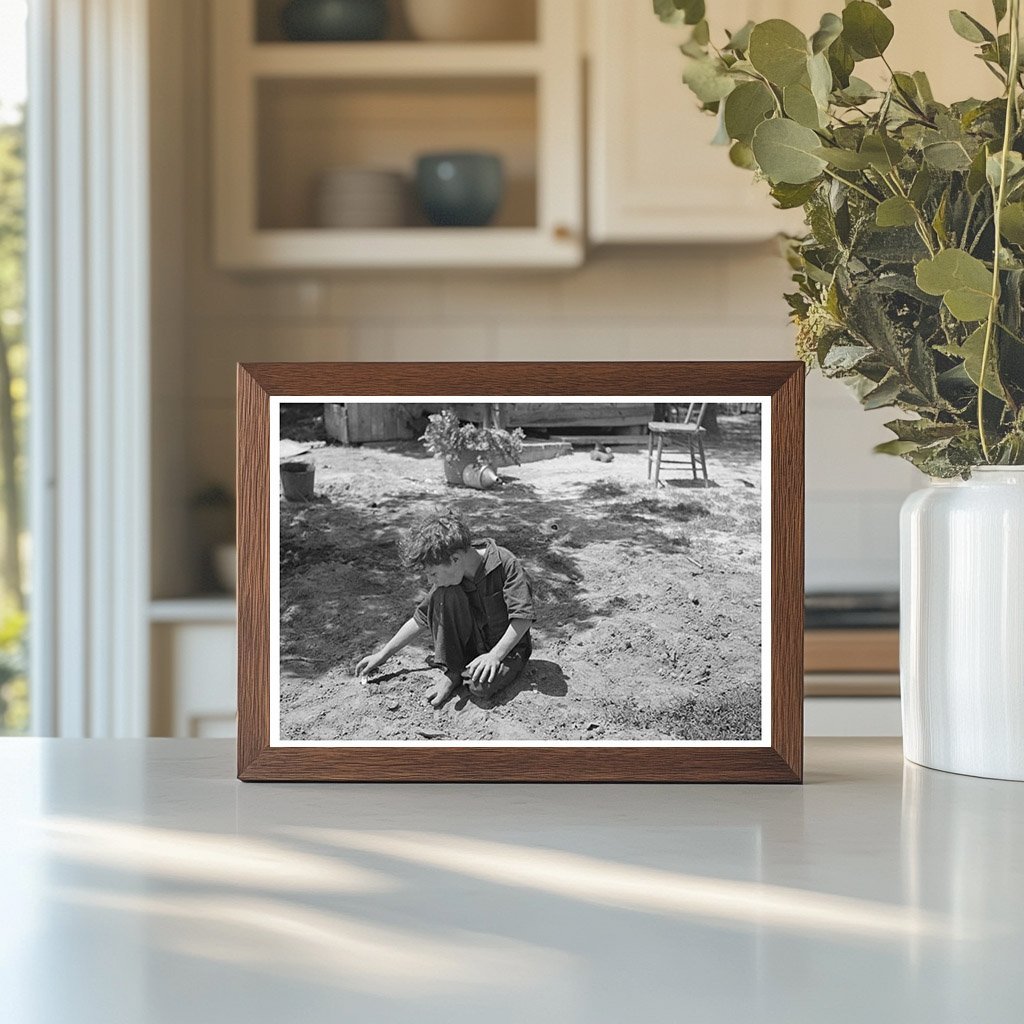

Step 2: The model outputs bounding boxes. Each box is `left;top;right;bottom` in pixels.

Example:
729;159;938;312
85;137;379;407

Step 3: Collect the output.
900;467;1024;780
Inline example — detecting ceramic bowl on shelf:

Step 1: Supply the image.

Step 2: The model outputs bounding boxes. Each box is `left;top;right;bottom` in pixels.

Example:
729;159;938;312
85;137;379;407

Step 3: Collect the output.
403;0;535;42
415;152;504;227
315;167;408;229
280;0;388;42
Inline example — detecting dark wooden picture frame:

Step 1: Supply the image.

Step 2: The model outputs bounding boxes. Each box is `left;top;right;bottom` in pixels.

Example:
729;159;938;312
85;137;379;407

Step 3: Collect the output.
237;362;804;782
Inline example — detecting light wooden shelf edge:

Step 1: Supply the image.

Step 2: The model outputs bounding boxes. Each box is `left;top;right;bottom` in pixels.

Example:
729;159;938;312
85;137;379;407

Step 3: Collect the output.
218;227;583;270
805;629;900;675
249;42;544;79
805;673;901;698
150;597;237;624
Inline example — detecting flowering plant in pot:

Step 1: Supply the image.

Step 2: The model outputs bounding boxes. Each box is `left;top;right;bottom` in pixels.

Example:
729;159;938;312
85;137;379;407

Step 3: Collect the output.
420;409;526;486
660;0;1024;779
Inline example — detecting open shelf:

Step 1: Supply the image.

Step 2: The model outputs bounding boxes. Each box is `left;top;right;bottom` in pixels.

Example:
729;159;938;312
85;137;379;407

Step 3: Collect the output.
257;76;537;232
212;0;582;268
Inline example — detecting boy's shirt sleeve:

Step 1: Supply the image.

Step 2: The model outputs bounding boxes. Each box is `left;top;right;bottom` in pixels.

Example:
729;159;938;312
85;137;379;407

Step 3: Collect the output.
413;592;430;627
502;555;536;623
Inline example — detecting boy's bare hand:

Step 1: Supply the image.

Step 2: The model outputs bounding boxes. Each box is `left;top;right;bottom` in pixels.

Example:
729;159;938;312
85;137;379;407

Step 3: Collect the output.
466;651;503;687
355;651;389;677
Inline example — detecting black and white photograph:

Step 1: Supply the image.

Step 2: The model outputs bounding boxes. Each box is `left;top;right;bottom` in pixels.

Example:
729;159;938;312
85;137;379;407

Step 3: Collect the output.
270;397;769;746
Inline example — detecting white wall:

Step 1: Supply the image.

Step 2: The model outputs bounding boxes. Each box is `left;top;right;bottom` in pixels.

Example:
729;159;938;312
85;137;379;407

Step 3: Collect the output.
155;0;920;599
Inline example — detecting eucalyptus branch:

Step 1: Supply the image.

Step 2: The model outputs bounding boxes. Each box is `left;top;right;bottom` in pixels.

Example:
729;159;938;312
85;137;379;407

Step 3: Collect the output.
979;0;1021;461
822;167;881;205
664;1;1024;473
969;213;994;253
749;69;784;117
962;191;980;249
882;55;930;121
884;170;939;254
997;319;1024;345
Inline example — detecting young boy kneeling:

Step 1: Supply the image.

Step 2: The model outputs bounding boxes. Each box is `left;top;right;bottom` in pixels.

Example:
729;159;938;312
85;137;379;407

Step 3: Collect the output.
355;509;535;707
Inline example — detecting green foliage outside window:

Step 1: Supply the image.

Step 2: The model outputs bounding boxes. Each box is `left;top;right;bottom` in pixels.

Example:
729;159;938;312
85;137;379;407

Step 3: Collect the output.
0;110;27;733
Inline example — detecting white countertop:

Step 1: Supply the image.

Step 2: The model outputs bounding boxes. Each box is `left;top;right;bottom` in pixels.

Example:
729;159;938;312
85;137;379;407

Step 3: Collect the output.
1;738;1021;1023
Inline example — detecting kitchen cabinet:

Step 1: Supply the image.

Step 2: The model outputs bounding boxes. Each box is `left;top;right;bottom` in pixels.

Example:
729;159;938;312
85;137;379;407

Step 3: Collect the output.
586;0;998;244
587;0;811;243
211;0;583;269
150;600;237;738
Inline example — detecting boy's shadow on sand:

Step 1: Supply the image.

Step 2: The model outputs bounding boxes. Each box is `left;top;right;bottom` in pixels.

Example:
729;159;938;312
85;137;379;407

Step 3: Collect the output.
455;659;568;711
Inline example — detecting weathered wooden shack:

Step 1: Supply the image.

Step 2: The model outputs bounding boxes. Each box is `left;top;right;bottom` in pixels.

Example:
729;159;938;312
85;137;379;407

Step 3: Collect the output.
324;402;655;444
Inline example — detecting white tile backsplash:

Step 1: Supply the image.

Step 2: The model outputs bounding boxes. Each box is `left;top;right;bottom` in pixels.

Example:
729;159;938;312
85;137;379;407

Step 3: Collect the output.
441;272;562;321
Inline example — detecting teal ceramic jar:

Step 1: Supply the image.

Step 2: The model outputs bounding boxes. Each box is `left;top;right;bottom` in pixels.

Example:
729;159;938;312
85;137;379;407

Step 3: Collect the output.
415;152;505;227
281;0;388;41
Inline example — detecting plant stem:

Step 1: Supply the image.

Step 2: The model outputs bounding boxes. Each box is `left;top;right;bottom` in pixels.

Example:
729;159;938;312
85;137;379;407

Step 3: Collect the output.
962;191;979;249
968;213;994;253
881;54;929;120
997;318;1024;345
979;0;1021;462
884;170;939;254
750;69;784;117
822;167;880;205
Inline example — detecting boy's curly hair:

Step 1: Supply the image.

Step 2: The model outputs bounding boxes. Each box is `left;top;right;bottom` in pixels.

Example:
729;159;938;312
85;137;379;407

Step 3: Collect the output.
401;507;472;569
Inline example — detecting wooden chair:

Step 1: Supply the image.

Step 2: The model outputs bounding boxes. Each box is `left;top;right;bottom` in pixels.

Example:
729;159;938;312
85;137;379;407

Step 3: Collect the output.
647;402;709;487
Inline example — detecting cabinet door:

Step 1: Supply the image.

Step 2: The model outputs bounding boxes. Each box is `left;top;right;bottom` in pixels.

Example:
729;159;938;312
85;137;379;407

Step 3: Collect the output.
587;0;809;243
588;0;999;244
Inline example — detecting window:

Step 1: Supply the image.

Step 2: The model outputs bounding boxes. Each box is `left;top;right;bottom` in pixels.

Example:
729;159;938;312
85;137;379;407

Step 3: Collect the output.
0;0;27;734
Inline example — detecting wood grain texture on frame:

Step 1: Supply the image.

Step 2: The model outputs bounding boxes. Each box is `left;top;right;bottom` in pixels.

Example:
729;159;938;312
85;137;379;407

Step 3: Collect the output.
237;362;804;783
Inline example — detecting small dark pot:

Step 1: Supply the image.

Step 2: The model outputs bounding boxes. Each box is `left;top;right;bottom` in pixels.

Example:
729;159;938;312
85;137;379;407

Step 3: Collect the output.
415;152;505;227
281;0;388;41
281;461;316;502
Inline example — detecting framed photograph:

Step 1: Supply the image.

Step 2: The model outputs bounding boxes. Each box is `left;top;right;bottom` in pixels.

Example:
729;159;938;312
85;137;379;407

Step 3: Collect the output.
237;362;803;782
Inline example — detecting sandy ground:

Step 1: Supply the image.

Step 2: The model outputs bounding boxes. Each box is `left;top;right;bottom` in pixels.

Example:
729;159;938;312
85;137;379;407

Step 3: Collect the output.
278;416;764;742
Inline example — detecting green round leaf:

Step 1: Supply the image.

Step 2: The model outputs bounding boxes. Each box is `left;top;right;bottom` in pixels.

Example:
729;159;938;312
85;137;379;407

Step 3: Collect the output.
923;140;973;171
827;35;856;88
999;203;1024;245
807;52;834;107
986;150;1024;190
810;13;843;55
860;133;904;173
967;144;993;194
729;140;757;170
724;20;755;53
949;10;994;44
875;196;918;228
771;180;820;209
915;249;993;321
748;20;809;86
941;326;1006;398
783;81;824;129
654;0;705;26
842;1;894;59
724;81;775;144
751;118;828;184
682;57;736;104
813;146;872;171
